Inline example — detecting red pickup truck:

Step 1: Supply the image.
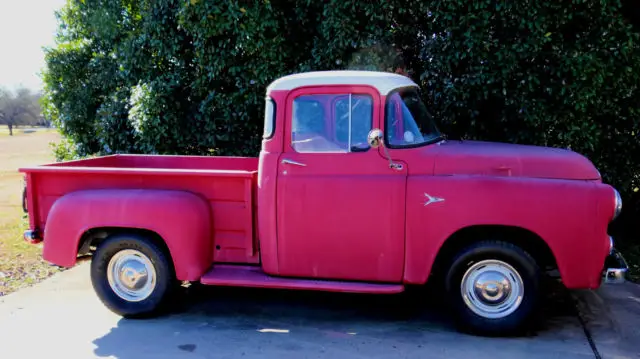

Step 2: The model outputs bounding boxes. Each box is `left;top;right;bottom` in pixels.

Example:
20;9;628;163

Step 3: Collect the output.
20;70;627;335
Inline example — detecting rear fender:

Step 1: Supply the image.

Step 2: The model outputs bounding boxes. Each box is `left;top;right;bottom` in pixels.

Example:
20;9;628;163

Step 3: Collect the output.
43;189;212;281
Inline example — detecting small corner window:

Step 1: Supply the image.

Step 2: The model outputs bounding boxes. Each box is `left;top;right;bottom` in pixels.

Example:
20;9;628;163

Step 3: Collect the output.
291;93;373;153
263;98;276;139
385;88;442;148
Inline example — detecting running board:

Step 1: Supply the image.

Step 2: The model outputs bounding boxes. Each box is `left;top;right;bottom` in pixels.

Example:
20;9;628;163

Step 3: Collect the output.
200;265;405;294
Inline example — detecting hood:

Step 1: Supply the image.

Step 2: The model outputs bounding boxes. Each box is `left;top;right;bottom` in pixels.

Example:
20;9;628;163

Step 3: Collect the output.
431;140;601;180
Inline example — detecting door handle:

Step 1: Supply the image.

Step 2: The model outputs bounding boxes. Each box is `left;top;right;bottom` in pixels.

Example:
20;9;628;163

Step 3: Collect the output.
281;159;307;167
390;163;403;171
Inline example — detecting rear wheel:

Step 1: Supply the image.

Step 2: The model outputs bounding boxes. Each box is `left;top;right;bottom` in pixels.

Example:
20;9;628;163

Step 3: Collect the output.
90;233;175;318
445;240;541;336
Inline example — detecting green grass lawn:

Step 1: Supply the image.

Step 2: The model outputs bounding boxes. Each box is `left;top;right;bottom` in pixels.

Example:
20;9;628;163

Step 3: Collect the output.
0;216;64;295
0;129;64;296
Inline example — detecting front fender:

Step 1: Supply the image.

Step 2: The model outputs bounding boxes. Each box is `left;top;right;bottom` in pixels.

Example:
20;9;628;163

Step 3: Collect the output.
43;189;212;281
404;175;609;289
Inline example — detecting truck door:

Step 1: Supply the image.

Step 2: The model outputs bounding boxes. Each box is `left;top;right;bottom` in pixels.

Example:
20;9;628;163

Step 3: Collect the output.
276;85;407;283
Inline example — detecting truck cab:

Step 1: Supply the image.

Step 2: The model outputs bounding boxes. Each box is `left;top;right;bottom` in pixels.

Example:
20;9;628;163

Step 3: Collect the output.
20;70;628;336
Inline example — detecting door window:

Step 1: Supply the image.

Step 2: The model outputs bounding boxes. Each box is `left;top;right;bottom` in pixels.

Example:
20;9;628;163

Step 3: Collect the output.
291;94;373;153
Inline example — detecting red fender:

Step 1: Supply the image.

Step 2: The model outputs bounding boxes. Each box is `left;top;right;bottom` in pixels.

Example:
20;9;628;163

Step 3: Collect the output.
43;189;212;281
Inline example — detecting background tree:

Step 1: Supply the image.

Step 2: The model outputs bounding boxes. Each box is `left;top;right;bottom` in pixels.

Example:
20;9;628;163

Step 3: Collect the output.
42;0;640;197
0;87;42;136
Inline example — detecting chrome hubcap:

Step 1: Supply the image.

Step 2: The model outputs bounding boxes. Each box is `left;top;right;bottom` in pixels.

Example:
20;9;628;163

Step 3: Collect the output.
460;260;524;319
107;249;156;302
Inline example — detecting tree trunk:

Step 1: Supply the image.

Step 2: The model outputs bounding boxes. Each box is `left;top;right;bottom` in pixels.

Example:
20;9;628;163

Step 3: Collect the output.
8;123;12;136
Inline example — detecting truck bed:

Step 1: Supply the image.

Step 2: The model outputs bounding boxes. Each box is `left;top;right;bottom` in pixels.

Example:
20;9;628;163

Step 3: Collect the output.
19;154;260;264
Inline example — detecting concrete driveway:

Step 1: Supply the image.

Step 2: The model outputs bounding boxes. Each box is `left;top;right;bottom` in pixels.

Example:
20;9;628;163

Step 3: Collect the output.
0;263;637;359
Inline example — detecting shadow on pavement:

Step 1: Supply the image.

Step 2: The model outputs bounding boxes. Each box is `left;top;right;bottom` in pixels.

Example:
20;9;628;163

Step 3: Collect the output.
92;281;585;359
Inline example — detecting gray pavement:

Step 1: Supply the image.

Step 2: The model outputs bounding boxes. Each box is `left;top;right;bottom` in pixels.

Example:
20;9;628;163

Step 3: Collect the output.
0;263;637;359
574;282;640;359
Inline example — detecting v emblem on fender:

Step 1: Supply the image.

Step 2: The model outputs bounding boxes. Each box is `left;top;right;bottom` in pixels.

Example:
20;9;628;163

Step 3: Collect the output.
423;193;445;206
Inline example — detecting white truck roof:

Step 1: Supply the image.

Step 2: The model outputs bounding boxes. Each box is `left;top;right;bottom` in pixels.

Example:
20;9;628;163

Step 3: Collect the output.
266;70;418;96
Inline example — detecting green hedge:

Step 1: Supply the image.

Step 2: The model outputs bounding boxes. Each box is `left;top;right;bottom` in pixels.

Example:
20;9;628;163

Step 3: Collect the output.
43;0;639;197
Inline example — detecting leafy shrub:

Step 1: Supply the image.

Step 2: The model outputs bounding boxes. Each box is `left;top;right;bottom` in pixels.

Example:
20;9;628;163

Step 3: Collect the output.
416;0;640;198
43;0;639;198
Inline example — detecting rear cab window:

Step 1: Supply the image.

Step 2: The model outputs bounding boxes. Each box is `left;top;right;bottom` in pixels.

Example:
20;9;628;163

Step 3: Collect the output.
263;97;276;139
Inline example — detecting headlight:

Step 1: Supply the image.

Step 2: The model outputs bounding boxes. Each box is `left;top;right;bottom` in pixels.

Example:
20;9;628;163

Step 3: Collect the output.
613;188;623;220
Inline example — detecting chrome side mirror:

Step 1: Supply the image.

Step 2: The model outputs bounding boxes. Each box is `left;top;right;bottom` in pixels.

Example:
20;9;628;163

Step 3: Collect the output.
367;128;403;171
367;128;383;148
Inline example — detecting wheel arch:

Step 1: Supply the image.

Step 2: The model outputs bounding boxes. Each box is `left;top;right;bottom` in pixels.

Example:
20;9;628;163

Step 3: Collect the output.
430;225;560;281
78;227;173;270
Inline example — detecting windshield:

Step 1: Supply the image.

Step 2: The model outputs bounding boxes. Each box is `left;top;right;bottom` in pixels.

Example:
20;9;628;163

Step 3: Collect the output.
385;88;442;148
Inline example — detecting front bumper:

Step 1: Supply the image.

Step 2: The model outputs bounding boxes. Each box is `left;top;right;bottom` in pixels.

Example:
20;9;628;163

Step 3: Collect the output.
602;248;629;284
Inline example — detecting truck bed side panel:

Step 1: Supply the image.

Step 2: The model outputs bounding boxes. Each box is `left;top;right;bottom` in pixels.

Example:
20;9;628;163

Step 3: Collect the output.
24;168;258;266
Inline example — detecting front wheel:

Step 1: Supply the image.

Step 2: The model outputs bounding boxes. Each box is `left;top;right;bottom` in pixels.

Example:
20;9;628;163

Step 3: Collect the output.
445;241;541;336
90;233;176;318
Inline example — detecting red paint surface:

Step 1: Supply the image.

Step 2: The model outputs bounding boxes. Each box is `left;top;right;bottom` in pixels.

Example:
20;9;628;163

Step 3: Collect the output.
44;189;212;280
20;73;619;293
200;265;404;294
20;155;260;280
431;140;601;180
402;175;611;288
275;86;406;282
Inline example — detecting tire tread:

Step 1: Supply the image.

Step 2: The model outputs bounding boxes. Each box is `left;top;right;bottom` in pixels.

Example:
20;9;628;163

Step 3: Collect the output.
90;233;176;318
445;240;542;336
